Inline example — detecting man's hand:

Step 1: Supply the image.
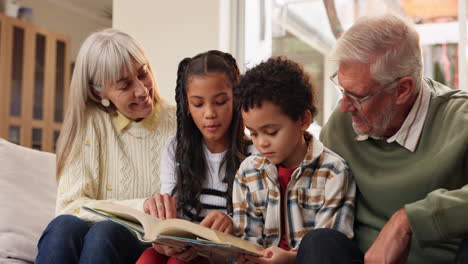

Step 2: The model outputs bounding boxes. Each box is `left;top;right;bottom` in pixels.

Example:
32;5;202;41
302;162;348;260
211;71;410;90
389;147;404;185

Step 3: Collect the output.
200;210;233;234
365;208;412;264
144;193;177;219
237;246;296;264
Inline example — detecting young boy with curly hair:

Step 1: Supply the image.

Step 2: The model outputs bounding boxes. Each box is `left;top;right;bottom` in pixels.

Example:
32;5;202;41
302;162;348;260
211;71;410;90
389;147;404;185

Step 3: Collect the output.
233;57;356;263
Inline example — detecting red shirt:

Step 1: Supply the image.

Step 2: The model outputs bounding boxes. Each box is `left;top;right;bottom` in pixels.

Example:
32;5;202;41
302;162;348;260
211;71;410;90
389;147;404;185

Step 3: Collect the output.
277;165;296;251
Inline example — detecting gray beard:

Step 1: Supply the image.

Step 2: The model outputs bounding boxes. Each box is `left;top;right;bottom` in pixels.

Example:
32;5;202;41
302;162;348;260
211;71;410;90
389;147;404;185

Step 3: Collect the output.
352;102;397;139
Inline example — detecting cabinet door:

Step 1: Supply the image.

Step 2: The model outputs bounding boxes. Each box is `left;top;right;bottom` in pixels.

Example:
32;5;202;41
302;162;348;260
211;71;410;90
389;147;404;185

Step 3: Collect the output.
0;13;70;152
0;18;7;141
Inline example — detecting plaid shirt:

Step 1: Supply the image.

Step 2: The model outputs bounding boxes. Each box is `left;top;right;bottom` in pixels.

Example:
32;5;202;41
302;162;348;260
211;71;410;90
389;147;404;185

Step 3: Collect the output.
233;135;355;249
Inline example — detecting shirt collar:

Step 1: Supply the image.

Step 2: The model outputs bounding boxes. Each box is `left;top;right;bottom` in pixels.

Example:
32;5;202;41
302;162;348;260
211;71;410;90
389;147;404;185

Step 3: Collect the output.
355;81;431;152
112;103;162;132
386;81;430;152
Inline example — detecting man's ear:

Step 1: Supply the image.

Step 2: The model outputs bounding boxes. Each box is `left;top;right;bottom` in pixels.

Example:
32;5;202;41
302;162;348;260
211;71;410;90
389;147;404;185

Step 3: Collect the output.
395;77;415;105
300;110;313;131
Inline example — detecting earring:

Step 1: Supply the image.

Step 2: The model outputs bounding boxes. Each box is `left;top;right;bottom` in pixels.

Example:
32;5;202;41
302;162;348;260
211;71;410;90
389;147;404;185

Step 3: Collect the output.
101;99;110;107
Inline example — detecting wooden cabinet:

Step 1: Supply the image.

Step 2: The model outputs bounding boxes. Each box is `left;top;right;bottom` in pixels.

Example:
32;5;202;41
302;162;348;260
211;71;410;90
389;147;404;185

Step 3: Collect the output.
0;13;70;152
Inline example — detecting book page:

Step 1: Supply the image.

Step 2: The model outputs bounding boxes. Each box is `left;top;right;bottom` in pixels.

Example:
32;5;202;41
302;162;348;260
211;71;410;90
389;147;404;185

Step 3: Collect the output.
82;206;144;236
85;201;160;241
84;201;264;255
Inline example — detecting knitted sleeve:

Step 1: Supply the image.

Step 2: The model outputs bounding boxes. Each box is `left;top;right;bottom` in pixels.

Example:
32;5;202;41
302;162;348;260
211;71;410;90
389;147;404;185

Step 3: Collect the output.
405;154;468;246
55;111;105;223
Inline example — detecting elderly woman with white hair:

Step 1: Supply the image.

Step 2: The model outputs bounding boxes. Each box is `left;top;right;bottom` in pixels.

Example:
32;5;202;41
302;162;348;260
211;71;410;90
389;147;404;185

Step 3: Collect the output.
35;29;176;264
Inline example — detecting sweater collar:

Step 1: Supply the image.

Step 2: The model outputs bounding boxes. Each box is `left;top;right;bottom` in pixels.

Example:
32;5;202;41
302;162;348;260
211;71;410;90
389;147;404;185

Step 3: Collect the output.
112;103;161;132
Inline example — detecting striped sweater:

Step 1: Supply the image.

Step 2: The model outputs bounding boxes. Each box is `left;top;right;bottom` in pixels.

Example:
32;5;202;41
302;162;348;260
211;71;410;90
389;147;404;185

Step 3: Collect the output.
159;136;231;222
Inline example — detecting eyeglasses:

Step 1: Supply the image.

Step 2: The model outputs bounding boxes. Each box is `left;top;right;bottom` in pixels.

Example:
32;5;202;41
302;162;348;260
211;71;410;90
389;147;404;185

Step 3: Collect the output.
329;71;401;109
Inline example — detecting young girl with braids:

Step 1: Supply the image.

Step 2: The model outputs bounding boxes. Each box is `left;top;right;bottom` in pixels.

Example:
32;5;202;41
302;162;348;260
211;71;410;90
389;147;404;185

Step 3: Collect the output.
137;50;250;264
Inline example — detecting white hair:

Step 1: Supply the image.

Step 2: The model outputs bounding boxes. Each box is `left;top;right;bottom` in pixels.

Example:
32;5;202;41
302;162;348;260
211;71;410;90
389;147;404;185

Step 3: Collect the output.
56;28;162;178
331;13;423;94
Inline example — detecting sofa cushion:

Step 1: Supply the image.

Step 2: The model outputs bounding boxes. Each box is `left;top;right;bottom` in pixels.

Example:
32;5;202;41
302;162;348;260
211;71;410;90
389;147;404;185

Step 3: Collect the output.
0;138;56;262
0;257;32;264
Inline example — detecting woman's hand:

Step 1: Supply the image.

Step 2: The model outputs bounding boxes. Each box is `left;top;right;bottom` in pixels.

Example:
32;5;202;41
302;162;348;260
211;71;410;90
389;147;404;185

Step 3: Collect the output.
238;246;296;264
200;210;233;234
144;193;177;219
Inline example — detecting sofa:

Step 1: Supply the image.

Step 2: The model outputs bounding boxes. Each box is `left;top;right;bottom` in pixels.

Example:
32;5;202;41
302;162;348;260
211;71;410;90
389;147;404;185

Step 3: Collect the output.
0;138;56;264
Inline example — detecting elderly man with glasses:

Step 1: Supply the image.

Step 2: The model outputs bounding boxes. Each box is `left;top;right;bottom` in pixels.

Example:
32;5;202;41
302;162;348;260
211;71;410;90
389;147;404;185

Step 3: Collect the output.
296;14;468;264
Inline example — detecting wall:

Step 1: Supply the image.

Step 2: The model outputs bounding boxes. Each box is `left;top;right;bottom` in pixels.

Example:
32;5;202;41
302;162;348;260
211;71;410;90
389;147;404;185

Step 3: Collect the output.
113;0;232;104
20;0;111;61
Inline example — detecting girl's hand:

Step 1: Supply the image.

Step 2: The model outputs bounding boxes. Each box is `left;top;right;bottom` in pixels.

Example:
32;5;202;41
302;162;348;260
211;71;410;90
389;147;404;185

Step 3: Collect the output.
237;246;296;264
144;193;177;219
200;210;233;234
152;244;199;262
152;243;184;257
172;247;199;262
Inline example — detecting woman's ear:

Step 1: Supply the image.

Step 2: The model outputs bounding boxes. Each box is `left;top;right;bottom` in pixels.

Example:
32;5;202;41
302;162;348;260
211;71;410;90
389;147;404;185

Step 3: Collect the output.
395;77;415;105
89;84;111;108
89;84;102;99
300;110;312;131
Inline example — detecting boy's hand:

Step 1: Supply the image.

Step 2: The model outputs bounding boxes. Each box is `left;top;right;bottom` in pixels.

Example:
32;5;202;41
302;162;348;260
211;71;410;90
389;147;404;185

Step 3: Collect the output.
144;193;177;219
200;210;233;234
238;246;296;264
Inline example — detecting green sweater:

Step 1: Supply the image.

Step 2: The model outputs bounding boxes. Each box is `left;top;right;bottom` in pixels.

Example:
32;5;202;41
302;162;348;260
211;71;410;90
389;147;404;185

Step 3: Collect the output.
320;79;468;264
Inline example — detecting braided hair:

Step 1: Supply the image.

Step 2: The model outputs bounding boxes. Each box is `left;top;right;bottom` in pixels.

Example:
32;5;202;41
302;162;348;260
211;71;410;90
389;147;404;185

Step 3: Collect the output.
173;50;246;220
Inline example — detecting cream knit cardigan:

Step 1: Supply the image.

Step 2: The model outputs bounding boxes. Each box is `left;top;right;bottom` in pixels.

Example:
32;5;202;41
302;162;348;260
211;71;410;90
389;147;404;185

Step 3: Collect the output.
56;103;176;223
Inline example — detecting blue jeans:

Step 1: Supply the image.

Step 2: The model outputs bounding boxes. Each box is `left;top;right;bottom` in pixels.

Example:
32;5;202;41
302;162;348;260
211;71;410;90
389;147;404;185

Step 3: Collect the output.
35;215;146;264
296;228;364;264
296;228;468;264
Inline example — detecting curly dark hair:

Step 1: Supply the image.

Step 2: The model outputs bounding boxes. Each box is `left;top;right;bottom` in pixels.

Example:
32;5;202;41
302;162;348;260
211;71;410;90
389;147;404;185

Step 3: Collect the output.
237;56;317;120
173;50;248;221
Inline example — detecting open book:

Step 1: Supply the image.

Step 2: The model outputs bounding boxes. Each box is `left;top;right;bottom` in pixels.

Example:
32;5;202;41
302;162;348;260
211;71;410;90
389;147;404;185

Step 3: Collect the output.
82;201;264;258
